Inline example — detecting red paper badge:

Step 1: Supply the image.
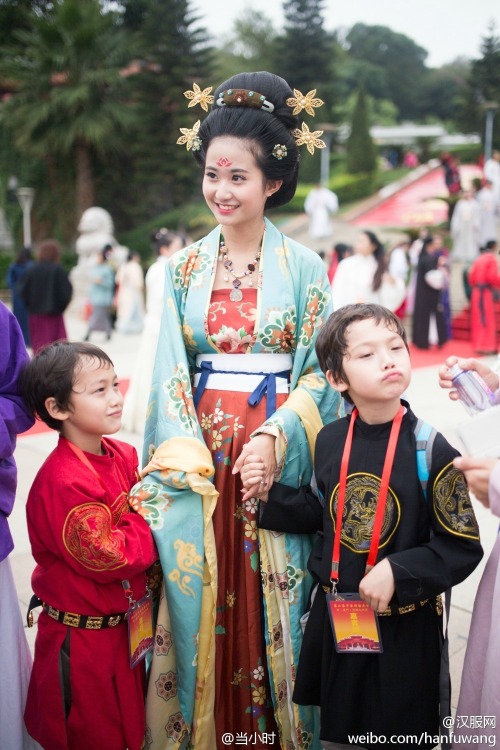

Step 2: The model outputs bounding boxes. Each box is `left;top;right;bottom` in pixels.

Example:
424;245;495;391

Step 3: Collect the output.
127;591;154;668
326;593;383;654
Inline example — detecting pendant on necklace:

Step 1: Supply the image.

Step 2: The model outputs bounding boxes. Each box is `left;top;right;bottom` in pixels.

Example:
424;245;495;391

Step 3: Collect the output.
230;287;243;302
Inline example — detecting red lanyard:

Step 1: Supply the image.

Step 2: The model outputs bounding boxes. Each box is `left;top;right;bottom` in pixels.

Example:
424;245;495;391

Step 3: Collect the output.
65;438;129;502
330;405;404;593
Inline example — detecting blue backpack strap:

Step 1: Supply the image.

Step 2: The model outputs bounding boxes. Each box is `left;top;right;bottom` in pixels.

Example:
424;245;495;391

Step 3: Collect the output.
414;418;437;502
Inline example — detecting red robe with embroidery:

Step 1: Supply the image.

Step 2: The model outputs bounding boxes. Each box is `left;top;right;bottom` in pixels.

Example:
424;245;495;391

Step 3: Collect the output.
469;250;500;353
24;436;157;750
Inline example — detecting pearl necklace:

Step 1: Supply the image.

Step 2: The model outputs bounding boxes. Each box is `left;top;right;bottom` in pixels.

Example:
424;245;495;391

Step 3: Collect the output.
218;235;261;302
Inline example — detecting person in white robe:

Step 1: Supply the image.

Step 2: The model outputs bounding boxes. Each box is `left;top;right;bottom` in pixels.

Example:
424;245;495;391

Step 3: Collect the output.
331;230;406;311
451;189;481;262
305;184;339;240
477;180;499;246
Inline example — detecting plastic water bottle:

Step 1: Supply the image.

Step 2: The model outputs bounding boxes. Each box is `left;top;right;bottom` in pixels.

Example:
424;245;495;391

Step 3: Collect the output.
449;364;496;416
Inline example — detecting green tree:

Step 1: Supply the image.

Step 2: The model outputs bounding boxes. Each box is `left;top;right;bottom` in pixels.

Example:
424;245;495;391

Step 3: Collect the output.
416;60;470;125
274;0;334;105
346;24;428;120
0;0;52;47
0;0;138;234
104;0;213;230
346;86;377;174
460;22;500;148
212;9;277;83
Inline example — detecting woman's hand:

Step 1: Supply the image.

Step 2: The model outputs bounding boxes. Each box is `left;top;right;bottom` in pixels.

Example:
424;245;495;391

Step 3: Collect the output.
233;434;276;502
453;455;499;508
239;455;269;503
438;356;499;401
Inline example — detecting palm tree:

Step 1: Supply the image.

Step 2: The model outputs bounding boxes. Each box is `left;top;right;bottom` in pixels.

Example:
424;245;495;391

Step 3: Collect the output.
0;0;138;223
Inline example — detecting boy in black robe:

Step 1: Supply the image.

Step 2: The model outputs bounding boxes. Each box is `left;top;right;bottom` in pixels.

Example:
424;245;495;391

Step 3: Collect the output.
243;303;483;749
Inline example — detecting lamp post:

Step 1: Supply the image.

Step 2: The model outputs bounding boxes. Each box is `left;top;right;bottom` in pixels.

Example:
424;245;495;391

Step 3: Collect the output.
317;124;336;186
15;187;35;248
484;101;498;163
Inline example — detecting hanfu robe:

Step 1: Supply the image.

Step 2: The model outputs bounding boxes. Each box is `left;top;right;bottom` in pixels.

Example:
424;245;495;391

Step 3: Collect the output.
260;404;483;746
0;301;37;750
468;250;500;353
131;217;343;749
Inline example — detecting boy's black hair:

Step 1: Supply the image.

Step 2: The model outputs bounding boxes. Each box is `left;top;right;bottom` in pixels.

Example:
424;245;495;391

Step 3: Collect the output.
315;303;409;404
18;341;114;431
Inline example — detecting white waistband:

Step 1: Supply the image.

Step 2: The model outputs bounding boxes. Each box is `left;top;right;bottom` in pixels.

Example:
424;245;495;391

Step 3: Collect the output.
194;353;292;394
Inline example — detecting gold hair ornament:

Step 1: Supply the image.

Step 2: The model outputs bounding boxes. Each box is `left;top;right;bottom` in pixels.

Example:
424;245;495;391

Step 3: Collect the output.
272;144;287;160
183;83;214;112
291;123;326;155
216;89;275;113
176;120;202;151
286;88;324;116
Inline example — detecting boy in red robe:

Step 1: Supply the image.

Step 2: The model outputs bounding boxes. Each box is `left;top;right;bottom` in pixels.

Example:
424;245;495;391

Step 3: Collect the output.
18;341;157;750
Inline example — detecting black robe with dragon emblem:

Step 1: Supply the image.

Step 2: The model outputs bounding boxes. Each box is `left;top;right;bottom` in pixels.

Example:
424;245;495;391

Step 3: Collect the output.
260;400;483;747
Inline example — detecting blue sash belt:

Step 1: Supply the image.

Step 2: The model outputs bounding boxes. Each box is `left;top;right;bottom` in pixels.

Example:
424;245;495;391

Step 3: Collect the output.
193;360;290;419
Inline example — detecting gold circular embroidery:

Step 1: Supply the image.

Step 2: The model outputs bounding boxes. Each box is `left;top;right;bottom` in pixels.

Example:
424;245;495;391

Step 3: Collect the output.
433;463;480;539
63;503;128;570
329;472;401;553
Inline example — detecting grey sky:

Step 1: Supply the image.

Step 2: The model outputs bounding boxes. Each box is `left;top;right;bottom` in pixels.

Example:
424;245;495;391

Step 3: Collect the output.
193;0;499;68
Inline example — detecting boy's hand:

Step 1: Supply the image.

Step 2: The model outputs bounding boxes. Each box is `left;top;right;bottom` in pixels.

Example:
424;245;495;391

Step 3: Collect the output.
358;558;395;613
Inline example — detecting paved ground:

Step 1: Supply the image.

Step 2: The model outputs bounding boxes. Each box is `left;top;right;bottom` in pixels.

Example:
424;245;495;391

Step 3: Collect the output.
9;164;500;719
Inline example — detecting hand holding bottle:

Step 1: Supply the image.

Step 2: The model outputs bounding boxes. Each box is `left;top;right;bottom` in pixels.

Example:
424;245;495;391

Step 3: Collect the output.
438;356;499;409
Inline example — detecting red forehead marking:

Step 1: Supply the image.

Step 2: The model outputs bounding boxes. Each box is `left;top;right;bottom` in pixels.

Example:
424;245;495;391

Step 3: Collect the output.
216;157;232;167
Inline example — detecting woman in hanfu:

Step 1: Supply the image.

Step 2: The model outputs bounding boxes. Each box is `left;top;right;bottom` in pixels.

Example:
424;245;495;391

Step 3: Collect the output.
130;72;343;750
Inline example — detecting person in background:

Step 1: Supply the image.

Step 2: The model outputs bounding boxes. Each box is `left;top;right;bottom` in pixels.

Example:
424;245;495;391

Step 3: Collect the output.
451;188;481;263
305;183;339;241
438;356;500;747
403;150;419;168
477;178;499;247
327;242;352;284
6;246;33;348
121;229;186;434
84;246;115;342
331;230;406;312
405;228;429;316
388;239;410;319
0;301;38;750
130;70;342;748
18;239;72;353
18;341;158;750
115;251;145;334
433;232;452;340
467;240;500;354
412;234;449;350
441;153;462;223
484;149;500;210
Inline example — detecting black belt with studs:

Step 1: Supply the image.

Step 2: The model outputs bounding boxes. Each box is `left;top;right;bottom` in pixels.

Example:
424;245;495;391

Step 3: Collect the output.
27;594;127;629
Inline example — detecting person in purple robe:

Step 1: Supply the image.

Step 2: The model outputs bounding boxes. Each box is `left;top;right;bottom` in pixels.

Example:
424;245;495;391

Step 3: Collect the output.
439;355;500;747
0;300;39;749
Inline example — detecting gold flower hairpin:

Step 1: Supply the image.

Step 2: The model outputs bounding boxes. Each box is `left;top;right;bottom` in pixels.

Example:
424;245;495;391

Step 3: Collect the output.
183;83;214;112
177;120;202;151
291;123;326;155
286;89;324;116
